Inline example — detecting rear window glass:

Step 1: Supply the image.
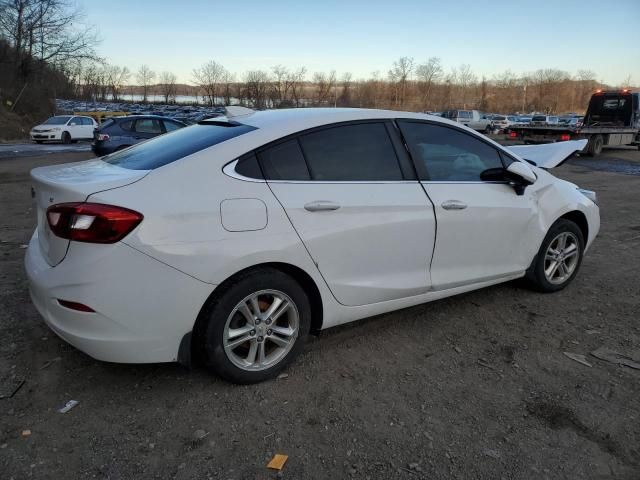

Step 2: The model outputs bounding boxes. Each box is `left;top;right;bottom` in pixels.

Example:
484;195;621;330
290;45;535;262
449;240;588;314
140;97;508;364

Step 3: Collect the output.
102;122;257;170
258;139;310;180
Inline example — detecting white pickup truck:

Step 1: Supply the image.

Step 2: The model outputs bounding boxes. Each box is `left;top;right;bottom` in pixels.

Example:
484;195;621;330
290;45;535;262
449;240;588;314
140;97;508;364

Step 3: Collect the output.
441;110;493;133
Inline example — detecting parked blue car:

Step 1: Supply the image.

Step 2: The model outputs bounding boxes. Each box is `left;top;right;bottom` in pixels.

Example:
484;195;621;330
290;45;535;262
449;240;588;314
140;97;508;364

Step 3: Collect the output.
92;115;187;156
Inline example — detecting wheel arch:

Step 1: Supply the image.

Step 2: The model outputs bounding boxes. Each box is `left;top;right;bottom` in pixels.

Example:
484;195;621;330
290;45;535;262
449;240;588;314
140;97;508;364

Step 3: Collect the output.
559;210;588;243
185;261;324;367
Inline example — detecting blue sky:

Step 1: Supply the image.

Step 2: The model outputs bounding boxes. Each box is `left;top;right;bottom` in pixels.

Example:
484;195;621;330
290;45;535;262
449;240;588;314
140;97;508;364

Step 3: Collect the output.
81;0;640;85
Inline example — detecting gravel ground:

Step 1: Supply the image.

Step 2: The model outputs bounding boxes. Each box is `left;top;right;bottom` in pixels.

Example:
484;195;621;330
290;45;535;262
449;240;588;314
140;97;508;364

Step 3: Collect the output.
1;147;639;479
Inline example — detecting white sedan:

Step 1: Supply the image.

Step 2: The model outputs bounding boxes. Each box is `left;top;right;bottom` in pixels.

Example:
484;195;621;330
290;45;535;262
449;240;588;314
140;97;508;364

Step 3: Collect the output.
30;115;97;144
25;107;599;383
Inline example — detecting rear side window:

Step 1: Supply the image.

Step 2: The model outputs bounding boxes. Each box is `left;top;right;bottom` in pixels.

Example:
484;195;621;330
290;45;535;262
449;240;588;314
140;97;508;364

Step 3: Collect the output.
398;121;503;181
119;120;133;131
102;123;257;170
298;123;403;181
258;139;310;180
164;120;183;132
135;118;162;134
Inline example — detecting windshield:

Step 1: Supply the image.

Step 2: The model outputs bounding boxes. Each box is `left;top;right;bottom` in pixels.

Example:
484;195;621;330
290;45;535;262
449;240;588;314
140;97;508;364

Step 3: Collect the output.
43;116;71;125
532;116;547;121
102;121;257;170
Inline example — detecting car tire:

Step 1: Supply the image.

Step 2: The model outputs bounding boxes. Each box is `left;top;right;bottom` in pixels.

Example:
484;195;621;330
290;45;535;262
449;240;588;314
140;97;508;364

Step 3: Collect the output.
525;219;585;293
195;268;311;384
35;140;43;144
485;125;492;134
62;132;71;144
587;134;603;156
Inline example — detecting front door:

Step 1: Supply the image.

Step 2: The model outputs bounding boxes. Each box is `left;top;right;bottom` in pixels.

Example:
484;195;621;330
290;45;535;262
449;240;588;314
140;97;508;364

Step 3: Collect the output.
261;122;436;306
398;120;538;289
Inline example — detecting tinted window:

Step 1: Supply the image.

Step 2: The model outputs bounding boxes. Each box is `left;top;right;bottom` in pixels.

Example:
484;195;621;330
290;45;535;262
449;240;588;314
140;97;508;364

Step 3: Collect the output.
258;139;310;180
164;120;183;132
82;117;93;125
135;118;162;134
119;120;134;131
102;123;257;170
398;122;504;181
298;123;402;181
235;153;263;179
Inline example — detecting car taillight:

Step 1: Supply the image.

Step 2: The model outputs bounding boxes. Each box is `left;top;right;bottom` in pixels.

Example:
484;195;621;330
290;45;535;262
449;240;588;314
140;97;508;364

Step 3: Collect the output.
509;131;518;138
560;134;571;141
97;133;110;141
46;203;143;243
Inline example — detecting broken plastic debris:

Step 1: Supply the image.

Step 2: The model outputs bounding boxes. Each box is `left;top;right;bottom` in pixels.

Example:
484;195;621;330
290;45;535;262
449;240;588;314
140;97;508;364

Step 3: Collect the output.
58;400;79;414
267;454;288;470
563;352;592;367
21;429;31;437
591;347;640;370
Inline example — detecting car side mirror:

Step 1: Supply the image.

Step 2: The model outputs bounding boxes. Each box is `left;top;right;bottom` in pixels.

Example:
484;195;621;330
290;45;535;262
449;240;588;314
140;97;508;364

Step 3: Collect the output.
70;122;76;126
506;161;536;184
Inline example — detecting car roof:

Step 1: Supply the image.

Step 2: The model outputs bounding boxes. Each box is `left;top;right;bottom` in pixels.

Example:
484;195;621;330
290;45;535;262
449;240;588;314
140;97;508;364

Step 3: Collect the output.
235;108;450;139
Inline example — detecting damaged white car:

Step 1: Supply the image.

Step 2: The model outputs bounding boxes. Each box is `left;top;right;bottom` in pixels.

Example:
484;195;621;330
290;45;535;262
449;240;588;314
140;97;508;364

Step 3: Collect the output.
25;108;599;383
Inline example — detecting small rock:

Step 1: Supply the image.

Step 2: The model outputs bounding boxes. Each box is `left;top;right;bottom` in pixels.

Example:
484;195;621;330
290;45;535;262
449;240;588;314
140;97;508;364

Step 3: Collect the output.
21;429;31;437
277;373;289;379
0;443;7;449
454;346;462;354
149;443;155;449
483;449;501;459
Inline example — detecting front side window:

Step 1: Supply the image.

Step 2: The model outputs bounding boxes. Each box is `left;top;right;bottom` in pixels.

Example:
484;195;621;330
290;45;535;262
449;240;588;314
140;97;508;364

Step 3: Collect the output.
163;120;183;132
297;123;403;181
70;117;83;125
398;121;504;181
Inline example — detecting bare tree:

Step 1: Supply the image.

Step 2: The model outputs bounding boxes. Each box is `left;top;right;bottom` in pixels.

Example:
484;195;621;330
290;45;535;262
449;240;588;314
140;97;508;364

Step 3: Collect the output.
105;64;130;101
271;64;290;107
456;64;477;109
312;70;336;106
136;64;155;103
415;57;442;111
158;71;177;103
388;56;414;106
192;60;226;106
287;67;306;107
243;70;270;109
338;72;353;107
0;0;100;75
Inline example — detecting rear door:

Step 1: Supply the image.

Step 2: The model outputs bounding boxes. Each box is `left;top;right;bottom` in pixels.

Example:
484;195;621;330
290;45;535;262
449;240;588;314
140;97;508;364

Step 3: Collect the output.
398;120;538;289
262;121;436;306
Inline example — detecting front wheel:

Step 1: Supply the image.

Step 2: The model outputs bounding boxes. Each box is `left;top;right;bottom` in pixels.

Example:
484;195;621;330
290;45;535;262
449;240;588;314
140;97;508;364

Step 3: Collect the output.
525;219;585;292
61;132;71;144
196;268;311;384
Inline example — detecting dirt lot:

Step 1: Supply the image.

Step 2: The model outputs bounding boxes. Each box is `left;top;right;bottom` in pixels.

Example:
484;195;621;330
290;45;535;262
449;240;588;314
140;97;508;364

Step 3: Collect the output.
1;147;639;480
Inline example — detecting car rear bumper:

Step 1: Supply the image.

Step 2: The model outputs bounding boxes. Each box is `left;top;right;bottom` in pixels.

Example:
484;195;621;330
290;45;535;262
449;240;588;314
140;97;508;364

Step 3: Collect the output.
25;231;214;363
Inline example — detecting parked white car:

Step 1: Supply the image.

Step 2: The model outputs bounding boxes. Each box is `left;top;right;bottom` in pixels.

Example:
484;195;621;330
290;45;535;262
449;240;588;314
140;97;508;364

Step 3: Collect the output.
30;115;98;144
530;115;560;126
25;108;599;383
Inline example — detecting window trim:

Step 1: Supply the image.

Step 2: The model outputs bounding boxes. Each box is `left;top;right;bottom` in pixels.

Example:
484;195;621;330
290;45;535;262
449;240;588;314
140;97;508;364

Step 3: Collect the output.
228;119;417;184
395;118;514;184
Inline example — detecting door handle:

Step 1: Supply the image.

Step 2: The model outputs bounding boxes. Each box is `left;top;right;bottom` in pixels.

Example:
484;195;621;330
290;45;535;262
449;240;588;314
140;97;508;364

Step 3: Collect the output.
441;200;467;210
304;201;341;212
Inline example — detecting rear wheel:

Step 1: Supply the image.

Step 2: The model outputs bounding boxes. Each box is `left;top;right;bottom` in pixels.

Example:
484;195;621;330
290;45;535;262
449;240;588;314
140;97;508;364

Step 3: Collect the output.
526;219;584;292
485;125;492;134
587;134;603;156
61;132;71;144
196;268;311;384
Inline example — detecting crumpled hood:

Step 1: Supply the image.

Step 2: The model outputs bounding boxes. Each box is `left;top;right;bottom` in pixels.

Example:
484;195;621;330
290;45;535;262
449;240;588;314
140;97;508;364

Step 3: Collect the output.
505;140;588;168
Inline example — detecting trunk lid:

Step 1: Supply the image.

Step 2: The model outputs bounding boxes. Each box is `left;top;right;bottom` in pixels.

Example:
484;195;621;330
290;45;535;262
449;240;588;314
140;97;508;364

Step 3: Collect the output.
30;159;149;266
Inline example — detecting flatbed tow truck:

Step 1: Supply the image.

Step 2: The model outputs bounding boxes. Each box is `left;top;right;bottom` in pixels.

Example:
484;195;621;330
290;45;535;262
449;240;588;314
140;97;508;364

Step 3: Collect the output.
509;90;640;156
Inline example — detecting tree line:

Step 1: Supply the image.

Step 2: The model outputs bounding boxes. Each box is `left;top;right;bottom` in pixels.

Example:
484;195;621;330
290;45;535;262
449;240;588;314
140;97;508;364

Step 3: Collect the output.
68;57;635;115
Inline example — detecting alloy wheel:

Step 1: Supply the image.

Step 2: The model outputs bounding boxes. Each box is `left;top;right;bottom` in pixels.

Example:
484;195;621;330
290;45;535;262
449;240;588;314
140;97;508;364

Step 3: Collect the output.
544;232;580;285
223;290;299;371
